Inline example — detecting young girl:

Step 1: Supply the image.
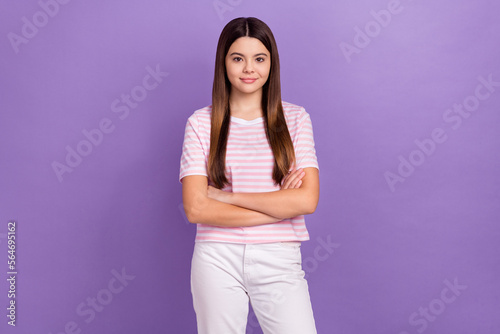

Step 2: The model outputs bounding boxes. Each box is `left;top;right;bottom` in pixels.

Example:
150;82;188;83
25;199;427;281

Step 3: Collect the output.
179;17;320;334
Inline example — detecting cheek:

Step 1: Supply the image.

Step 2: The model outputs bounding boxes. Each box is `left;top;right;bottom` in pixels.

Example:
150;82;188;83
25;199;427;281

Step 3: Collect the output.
261;65;271;78
261;62;271;73
225;64;238;78
227;67;237;77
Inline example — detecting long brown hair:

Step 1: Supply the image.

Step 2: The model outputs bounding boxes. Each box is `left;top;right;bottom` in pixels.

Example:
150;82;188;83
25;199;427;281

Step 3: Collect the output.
208;17;296;189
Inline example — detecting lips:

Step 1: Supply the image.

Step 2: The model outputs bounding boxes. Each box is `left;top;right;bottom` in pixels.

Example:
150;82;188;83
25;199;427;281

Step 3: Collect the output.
241;78;257;83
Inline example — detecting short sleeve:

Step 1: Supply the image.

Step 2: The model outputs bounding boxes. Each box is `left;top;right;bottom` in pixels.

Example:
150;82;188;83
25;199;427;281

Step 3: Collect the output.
179;115;208;183
294;110;320;174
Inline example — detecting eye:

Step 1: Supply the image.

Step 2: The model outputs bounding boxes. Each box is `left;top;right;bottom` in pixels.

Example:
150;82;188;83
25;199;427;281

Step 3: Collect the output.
256;57;265;62
232;57;243;62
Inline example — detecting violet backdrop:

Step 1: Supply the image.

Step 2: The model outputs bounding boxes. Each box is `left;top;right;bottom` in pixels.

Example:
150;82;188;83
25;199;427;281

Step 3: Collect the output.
0;0;499;333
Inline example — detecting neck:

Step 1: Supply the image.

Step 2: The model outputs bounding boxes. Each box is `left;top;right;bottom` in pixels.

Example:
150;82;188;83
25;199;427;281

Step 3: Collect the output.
229;88;263;116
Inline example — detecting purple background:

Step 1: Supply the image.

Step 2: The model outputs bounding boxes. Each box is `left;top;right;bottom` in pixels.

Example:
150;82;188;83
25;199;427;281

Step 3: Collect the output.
1;0;499;333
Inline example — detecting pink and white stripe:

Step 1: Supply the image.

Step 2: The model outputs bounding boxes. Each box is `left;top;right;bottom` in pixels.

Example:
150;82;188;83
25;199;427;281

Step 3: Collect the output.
179;101;319;244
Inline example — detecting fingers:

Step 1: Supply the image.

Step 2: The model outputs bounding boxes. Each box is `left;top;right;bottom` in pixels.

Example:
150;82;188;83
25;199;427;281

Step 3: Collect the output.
285;169;305;189
281;168;305;190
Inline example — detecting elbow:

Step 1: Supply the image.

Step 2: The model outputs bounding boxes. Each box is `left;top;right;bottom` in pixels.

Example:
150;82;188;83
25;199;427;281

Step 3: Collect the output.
298;184;319;215
185;206;199;224
183;200;203;224
184;195;210;224
304;206;315;216
304;199;319;215
181;175;211;224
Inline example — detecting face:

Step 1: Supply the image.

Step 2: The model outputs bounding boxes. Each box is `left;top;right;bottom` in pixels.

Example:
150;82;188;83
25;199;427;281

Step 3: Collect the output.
225;37;271;96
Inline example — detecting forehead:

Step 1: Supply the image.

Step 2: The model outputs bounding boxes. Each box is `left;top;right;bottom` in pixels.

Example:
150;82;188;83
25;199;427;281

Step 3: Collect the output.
227;37;269;55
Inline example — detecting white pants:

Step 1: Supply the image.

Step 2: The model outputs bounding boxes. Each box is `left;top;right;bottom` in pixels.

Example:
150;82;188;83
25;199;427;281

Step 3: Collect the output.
190;241;317;334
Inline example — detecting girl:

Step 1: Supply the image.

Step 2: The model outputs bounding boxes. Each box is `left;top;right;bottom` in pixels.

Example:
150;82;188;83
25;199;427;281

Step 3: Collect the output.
179;17;320;334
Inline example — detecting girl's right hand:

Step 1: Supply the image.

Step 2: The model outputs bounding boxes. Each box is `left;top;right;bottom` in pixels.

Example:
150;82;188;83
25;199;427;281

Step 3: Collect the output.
280;168;305;190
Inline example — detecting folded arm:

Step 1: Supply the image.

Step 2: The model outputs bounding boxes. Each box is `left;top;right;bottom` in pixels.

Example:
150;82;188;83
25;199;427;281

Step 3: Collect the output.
208;167;320;219
182;175;284;227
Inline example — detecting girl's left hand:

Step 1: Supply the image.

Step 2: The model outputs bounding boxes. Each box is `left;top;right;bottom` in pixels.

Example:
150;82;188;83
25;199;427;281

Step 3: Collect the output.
281;168;305;190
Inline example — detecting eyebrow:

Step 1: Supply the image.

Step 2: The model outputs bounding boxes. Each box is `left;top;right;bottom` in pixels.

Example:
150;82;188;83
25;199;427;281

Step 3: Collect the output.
229;52;268;57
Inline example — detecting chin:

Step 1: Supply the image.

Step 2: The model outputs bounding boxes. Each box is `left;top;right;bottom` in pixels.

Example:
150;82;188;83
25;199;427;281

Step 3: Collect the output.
239;85;264;93
240;89;262;95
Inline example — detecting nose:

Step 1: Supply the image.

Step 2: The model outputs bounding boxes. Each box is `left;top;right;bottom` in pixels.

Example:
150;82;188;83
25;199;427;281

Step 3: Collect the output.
243;61;254;73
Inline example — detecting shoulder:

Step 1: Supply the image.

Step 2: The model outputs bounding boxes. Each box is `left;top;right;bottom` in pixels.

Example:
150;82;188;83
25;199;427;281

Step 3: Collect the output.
186;105;212;128
281;101;310;128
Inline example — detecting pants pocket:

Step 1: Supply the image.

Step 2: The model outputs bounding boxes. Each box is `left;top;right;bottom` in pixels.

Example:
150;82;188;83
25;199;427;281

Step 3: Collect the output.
277;241;301;249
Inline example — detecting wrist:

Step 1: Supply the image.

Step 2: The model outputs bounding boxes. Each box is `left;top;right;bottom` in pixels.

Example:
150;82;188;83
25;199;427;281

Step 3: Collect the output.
225;190;235;205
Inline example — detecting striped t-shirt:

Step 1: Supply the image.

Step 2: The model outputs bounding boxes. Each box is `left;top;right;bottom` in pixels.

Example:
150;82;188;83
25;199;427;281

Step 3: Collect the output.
179;101;320;244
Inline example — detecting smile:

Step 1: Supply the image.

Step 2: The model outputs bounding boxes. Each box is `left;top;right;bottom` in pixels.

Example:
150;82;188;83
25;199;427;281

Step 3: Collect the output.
240;78;257;84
